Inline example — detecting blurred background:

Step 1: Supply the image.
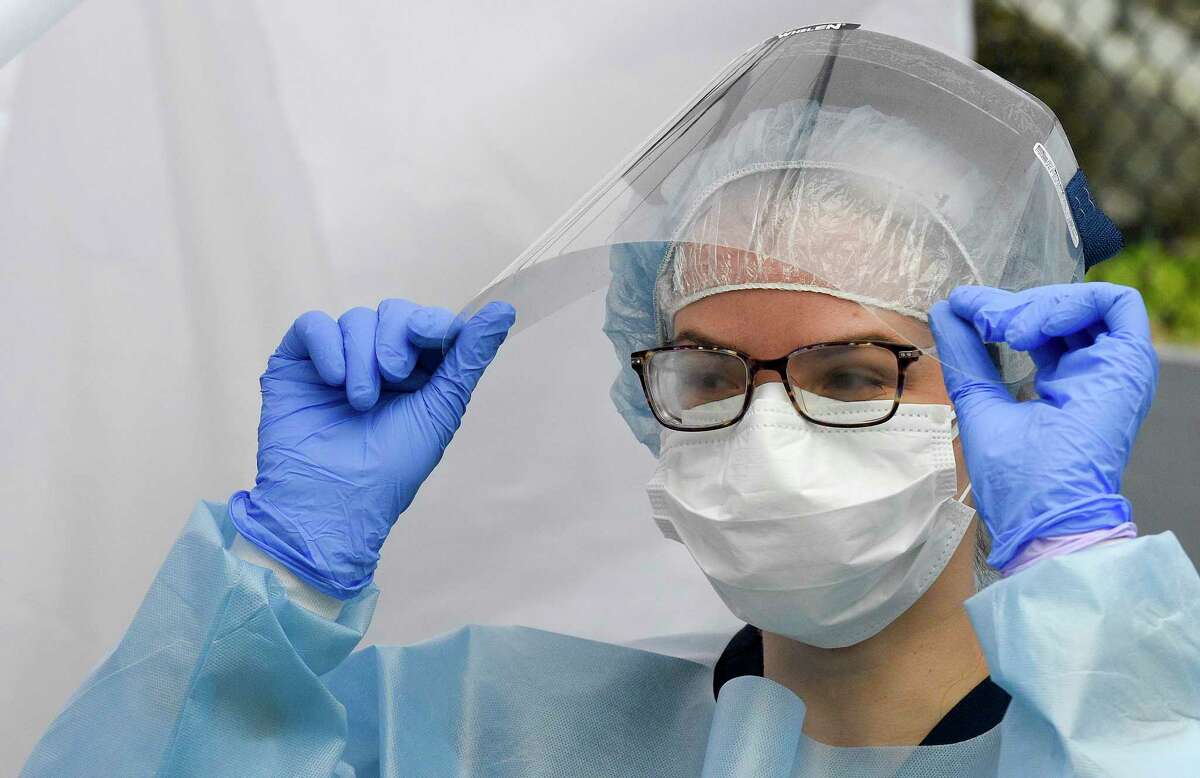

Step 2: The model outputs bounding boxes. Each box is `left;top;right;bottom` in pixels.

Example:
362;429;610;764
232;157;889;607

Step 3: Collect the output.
1;0;1196;767
980;0;1200;336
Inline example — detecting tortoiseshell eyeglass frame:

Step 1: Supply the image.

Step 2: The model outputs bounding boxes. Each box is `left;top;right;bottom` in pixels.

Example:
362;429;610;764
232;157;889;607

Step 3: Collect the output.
629;340;923;431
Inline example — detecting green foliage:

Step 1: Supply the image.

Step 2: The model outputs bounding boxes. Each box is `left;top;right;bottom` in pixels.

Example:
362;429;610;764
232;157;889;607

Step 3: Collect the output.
1087;239;1200;343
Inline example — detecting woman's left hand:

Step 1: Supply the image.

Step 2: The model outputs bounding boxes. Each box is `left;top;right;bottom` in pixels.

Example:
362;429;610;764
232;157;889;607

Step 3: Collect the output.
928;282;1158;571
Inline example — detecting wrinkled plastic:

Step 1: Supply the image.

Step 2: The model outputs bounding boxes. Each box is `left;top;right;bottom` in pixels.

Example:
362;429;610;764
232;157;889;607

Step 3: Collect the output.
448;25;1090;452
22;501;1200;775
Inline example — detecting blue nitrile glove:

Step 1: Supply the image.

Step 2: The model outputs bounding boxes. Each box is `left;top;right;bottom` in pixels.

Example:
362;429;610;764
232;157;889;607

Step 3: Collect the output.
928;283;1158;571
229;299;516;598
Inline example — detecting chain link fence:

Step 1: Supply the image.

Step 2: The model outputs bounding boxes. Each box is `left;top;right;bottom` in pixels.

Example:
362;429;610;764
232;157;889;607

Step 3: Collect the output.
977;0;1200;243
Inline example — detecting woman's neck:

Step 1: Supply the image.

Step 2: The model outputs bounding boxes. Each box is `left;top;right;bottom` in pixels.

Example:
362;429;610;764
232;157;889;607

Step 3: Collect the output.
761;538;987;747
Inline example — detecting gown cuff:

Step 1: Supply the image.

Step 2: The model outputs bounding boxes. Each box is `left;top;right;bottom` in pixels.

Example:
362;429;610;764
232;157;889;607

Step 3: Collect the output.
231;532;344;620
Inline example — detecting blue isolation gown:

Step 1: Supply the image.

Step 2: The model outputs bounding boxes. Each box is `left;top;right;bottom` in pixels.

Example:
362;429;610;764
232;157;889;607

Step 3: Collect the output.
21;501;1200;776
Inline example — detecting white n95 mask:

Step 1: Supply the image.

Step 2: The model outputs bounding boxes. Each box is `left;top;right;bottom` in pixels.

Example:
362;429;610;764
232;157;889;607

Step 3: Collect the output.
645;382;974;648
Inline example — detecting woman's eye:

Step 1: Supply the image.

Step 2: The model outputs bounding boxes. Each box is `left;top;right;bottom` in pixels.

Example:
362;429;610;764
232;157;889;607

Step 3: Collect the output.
823;370;886;394
682;371;743;401
695;372;736;390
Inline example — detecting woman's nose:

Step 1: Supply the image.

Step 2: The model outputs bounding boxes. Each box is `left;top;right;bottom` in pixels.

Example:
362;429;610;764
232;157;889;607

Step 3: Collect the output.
751;369;785;387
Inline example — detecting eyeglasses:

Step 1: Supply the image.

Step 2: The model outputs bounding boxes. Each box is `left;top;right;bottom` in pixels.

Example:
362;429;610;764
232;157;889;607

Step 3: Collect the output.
630;341;922;431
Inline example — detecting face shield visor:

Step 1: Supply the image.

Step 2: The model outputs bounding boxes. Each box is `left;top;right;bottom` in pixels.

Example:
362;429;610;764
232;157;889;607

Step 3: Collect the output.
400;25;1087;655
451;24;1086;450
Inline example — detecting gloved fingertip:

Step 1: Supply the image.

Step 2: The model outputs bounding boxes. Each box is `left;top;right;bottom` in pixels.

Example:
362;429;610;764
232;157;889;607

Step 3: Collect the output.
1004;307;1053;351
408;306;454;336
479;300;517;329
292;310;347;385
1032;286;1119;342
928;297;1008;406
347;381;381;412
947;285;997;316
437;304;514;383
376;341;415;384
1005;330;1048;353
406;307;431;332
469;307;516;360
375;299;420;383
312;348;347;386
406;307;461;351
930;299;984;347
927;299;953;326
926;301;957;346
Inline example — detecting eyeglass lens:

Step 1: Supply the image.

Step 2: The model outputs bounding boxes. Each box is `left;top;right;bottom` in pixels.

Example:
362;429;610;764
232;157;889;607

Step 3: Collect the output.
645;344;901;429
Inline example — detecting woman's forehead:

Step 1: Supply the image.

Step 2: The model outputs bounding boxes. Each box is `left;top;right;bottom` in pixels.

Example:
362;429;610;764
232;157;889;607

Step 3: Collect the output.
672;288;932;355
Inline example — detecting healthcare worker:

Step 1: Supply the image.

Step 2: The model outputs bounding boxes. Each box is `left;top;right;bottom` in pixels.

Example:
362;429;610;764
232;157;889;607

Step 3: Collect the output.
23;25;1200;776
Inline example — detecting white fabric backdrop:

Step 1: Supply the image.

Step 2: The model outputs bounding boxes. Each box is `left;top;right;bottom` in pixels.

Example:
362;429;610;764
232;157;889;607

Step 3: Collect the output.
0;0;971;765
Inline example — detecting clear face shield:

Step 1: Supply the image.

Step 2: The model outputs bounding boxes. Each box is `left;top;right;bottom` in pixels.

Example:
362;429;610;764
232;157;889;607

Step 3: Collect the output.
402;25;1084;653
452;23;1085;434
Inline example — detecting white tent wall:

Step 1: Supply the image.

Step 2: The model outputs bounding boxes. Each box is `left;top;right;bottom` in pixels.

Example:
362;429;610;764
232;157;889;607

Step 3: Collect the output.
0;0;972;765
0;0;85;68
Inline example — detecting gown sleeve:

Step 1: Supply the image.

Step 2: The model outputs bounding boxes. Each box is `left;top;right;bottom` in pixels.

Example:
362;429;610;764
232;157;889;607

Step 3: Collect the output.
21;501;379;778
966;532;1200;776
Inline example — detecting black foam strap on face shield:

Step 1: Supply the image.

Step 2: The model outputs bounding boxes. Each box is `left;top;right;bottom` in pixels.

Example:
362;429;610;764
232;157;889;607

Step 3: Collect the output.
1067;169;1125;270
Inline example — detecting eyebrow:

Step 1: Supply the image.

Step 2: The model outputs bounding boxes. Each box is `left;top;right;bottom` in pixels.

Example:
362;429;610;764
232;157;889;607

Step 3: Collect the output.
669;330;735;349
670;328;911;350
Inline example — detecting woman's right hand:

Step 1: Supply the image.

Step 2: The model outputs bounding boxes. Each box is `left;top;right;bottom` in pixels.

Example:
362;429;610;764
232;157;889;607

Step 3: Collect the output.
229;299;516;599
